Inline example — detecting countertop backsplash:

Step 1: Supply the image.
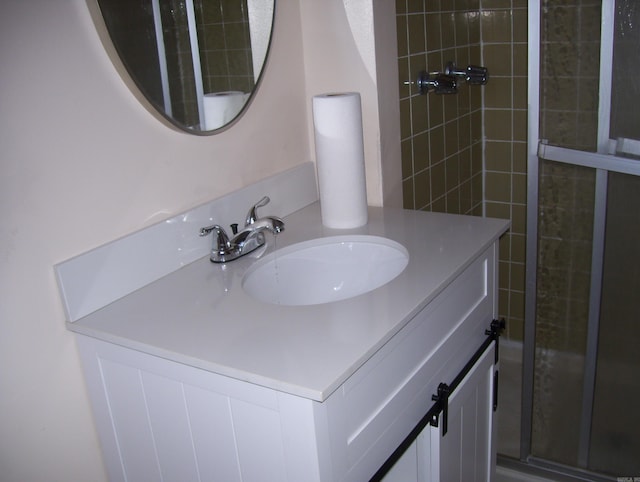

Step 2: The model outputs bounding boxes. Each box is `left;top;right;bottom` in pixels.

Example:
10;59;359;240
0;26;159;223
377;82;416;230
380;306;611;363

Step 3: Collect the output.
55;162;318;322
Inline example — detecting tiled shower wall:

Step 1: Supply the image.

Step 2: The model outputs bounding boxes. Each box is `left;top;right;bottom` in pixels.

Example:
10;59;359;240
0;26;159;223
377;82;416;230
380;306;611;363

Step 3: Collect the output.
195;0;254;95
396;0;528;342
397;1;484;216
483;0;528;342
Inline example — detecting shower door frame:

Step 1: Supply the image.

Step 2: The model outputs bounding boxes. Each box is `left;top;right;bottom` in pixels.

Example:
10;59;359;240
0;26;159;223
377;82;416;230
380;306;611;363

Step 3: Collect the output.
521;0;640;477
151;0;205;127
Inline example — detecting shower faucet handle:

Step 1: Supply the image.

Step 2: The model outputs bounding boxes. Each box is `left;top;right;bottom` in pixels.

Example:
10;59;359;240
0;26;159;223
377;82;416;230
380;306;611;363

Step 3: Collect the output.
444;62;466;78
445;62;488;85
465;65;488;85
417;71;458;95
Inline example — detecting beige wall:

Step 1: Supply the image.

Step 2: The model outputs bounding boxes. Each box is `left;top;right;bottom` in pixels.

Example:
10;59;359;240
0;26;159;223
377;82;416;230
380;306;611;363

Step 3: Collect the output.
0;0;399;479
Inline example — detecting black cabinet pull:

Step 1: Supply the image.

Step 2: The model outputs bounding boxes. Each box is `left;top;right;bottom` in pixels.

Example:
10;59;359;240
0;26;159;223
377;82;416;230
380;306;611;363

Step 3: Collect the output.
493;370;500;411
486;318;506;363
430;383;451;434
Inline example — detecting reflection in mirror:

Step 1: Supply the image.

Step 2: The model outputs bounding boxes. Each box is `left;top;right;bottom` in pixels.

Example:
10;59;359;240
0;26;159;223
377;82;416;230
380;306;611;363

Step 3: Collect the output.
96;0;275;134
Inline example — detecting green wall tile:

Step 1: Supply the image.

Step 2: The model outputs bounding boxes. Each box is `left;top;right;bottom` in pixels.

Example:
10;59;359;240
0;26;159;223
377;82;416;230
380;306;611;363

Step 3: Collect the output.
486;171;512;202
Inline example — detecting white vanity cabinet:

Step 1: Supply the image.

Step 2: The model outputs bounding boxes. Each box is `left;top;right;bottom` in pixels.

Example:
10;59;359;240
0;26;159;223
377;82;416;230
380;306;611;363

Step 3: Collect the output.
74;241;500;482
56;182;509;482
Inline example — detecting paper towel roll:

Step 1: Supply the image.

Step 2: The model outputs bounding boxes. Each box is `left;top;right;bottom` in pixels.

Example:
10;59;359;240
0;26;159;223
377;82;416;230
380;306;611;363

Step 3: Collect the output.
203;91;247;130
312;92;368;229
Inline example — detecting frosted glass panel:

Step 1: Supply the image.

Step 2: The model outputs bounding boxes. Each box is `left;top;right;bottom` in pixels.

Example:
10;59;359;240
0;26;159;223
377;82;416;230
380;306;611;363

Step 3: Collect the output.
610;1;640;142
531;160;595;466
530;0;640;477
595;10;640;474
589;172;640;476
539;1;601;152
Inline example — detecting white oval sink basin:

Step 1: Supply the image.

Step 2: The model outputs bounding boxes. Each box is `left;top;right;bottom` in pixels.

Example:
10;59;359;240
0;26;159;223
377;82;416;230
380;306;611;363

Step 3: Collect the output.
242;235;409;306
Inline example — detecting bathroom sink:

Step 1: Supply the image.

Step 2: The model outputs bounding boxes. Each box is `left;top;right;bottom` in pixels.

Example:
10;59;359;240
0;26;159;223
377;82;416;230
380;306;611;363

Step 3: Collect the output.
241;235;409;306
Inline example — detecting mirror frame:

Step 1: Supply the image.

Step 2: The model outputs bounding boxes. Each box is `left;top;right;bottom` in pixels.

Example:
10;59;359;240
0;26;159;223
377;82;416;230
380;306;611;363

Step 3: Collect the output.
87;0;276;135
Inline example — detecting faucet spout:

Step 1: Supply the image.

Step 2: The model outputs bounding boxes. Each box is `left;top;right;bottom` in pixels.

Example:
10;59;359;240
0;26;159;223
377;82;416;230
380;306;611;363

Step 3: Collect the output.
230;216;284;256
199;198;285;263
246;216;285;235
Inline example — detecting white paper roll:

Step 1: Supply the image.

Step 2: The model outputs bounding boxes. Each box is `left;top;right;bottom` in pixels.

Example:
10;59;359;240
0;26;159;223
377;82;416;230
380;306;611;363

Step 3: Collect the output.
312;92;368;229
203;91;247;130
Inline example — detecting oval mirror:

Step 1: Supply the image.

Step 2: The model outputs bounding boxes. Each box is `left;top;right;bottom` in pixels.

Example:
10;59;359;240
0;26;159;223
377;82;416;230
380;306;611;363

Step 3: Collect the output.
95;0;275;134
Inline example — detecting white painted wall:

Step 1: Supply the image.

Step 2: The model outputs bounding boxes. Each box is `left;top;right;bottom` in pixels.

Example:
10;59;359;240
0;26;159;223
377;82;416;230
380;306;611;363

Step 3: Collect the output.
0;0;400;479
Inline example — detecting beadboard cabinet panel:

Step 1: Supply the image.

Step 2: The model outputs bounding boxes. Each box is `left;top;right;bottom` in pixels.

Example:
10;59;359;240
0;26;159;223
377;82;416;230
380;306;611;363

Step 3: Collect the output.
182;384;243;482
78;339;318;482
433;345;496;481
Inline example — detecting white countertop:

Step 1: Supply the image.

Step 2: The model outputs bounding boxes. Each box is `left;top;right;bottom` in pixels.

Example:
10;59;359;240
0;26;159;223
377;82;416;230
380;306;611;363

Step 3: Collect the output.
68;203;508;401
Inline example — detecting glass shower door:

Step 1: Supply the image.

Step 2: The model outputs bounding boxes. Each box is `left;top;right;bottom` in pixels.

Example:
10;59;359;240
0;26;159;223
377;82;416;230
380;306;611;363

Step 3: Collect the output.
524;0;640;478
589;171;640;475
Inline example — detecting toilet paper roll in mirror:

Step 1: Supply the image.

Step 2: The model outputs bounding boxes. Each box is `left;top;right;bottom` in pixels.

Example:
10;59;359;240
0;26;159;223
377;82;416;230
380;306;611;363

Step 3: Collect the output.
312;92;368;229
203;91;248;130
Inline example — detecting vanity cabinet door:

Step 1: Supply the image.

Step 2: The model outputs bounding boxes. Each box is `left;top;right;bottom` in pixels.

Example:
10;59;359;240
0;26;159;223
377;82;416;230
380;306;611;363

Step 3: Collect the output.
430;342;496;481
382;342;497;482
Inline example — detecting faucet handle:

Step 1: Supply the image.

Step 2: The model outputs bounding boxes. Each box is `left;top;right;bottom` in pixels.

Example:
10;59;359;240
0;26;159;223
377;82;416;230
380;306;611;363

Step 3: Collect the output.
445;61;488;85
245;196;271;226
199;224;231;254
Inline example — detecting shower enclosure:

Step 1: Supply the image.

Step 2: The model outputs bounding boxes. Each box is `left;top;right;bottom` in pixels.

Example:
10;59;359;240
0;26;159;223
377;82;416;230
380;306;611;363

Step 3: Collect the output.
518;0;640;479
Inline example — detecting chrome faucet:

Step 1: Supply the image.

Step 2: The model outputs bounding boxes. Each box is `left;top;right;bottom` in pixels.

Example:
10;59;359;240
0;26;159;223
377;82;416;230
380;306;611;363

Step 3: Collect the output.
199;196;284;263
